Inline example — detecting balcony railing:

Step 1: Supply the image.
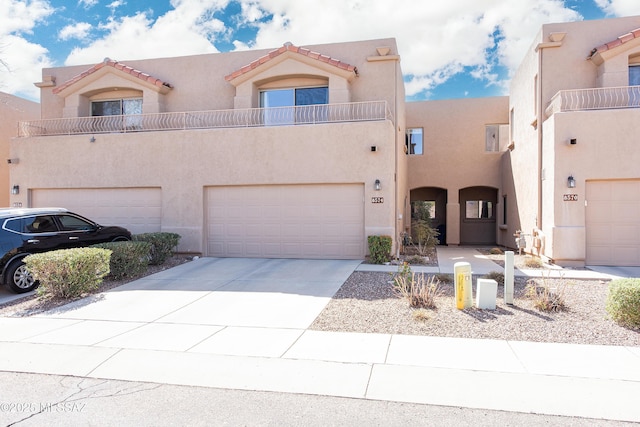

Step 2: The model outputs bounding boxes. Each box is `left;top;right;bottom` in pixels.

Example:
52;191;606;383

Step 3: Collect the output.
17;101;391;137
545;85;640;117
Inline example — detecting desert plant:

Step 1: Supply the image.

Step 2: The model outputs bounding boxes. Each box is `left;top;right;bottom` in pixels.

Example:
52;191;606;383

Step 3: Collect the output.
406;255;427;265
433;273;453;284
411;219;439;256
412;308;430;321
606;278;640;328
525;278;568;312
24;248;111;299
133;232;181;265
368;235;392;264
489;247;504;255
394;271;442;309
484;271;505;286
524;257;544;268
92;241;151;280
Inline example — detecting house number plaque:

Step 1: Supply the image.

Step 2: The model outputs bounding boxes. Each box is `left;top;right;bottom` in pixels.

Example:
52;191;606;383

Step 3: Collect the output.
371;197;384;204
563;194;578;201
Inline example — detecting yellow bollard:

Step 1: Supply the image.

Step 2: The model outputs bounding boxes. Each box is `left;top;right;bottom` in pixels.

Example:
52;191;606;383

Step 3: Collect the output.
454;262;472;309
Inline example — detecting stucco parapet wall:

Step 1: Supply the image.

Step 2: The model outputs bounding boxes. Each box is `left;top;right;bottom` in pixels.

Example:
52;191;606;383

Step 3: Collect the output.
49;58;174;96
224;42;358;85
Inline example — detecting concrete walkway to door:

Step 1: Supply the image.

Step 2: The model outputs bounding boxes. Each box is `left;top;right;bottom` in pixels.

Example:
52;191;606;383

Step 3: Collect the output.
0;254;639;423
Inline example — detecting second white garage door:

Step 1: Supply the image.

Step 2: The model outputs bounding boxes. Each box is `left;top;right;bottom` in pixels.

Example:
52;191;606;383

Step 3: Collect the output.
206;184;365;259
586;180;640;266
31;188;162;234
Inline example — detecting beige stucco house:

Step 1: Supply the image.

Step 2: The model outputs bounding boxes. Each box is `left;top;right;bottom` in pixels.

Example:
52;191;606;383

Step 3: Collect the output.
10;15;640;267
0;92;39;207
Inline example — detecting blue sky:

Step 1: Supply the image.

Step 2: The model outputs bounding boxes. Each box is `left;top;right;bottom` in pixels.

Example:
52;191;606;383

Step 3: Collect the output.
2;0;640;102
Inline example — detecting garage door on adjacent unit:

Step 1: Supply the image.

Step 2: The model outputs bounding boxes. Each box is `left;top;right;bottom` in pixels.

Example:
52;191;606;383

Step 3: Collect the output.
31;188;162;234
206;184;365;259
586;180;640;266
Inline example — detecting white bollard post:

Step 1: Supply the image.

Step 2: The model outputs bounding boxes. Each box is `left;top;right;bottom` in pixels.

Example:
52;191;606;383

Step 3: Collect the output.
504;250;514;305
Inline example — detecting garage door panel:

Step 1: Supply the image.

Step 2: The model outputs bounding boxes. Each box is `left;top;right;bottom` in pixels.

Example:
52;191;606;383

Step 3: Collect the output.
587;180;640;266
31;188;161;234
206;184;364;259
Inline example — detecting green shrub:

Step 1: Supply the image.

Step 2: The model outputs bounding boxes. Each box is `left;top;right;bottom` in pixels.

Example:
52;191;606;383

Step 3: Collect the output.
25;248;111;299
368;235;392;264
606;278;640;328
92;241;151;280
133;232;181;265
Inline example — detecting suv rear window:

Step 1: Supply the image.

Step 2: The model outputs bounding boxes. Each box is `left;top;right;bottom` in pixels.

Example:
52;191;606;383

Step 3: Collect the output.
4;215;58;233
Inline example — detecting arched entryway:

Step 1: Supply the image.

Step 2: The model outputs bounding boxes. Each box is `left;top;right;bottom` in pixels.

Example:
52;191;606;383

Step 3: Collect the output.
459;186;497;245
410;187;447;245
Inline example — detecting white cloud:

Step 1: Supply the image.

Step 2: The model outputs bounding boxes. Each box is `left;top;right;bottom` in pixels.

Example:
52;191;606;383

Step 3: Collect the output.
58;22;92;41
64;1;230;65
78;0;98;9
240;0;581;97
0;0;54;35
594;0;640;16
0;34;53;100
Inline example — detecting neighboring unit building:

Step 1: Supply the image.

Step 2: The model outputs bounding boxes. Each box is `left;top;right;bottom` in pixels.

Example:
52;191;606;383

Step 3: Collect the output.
11;15;640;267
0;92;39;207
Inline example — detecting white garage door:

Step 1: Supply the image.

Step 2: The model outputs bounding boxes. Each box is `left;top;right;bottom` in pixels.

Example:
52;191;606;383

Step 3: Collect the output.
206;184;364;259
31;188;162;234
586;180;640;266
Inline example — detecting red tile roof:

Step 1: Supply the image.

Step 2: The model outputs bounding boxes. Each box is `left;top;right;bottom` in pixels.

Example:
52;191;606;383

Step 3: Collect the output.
52;58;173;94
225;42;358;81
590;27;640;57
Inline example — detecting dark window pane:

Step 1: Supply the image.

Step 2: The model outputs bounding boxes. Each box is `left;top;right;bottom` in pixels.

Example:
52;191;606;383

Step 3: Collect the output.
295;87;328;106
92;100;122;116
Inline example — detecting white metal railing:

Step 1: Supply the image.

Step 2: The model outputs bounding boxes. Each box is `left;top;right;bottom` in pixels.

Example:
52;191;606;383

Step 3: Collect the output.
545;85;640;117
17;101;391;137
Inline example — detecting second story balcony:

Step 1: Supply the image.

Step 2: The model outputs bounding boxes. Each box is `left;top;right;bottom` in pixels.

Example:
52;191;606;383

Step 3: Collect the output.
545;85;640;117
18;101;391;138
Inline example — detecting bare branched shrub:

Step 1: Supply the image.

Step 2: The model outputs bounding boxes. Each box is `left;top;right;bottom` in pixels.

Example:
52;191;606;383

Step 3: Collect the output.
394;272;442;309
525;277;569;312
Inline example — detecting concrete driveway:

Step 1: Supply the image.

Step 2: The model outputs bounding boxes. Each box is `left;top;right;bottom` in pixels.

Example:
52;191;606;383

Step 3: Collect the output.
37;257;361;329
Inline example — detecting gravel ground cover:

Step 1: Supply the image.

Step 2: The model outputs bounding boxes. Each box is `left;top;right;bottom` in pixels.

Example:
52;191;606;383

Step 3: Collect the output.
309;270;640;346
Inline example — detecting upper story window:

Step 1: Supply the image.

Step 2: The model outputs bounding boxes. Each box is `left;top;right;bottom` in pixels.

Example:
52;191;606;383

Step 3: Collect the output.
260;87;328;125
91;98;142;116
629;65;640;86
406;128;423;155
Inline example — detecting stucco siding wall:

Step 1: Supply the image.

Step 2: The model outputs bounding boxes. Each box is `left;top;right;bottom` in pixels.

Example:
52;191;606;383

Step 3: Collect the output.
10;120;395;253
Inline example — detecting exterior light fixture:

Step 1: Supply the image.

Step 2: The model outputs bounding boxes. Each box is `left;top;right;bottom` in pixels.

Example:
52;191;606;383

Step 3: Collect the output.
374;179;381;191
90;136;96;143
11;185;19;195
567;175;576;188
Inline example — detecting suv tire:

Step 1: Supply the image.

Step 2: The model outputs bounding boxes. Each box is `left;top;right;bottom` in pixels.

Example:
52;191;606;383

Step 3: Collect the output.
6;259;38;293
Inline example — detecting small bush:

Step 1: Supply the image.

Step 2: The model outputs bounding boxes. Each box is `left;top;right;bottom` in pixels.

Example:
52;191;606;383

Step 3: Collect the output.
489;247;504;255
92;241;151;280
433;273;453;284
394;271;442;309
606;278;640;328
525;278;567;312
368;235;392;264
133;232;181;265
412;308;430;321
406;255;427;265
524;257;544;268
484;271;505;286
25;248;111;299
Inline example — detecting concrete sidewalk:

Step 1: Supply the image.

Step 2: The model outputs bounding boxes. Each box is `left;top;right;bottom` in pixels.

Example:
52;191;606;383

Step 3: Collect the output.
0;251;639;423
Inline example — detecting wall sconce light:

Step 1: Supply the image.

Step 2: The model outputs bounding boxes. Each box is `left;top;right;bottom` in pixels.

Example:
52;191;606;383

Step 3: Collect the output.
569;138;577;145
374;179;381;191
11;185;19;195
567;175;576;188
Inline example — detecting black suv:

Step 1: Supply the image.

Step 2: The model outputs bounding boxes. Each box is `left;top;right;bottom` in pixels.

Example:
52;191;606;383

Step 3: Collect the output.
0;208;131;293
